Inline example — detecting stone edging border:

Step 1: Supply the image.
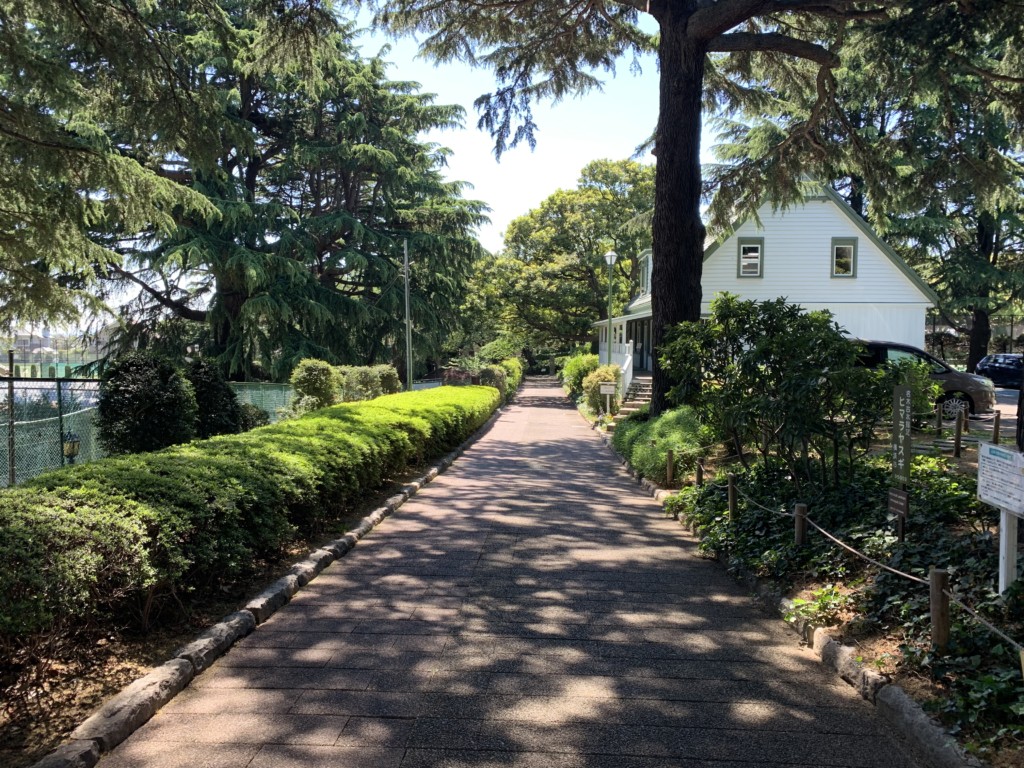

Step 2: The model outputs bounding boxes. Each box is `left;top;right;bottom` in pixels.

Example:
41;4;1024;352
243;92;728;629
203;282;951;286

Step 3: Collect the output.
31;403;507;768
592;424;984;768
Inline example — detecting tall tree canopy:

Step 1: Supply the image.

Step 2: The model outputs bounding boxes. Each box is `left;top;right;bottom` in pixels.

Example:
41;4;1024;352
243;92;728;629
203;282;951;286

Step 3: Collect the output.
0;0;336;329
3;0;488;379
477;159;654;352
365;0;1021;413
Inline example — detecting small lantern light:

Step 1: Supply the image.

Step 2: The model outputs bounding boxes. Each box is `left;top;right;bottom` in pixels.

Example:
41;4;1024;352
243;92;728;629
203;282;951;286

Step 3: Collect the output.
63;431;81;464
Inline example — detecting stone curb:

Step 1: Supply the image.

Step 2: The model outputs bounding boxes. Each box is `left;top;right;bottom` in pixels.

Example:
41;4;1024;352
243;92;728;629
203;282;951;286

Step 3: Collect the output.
598;424;982;768
30;403;505;768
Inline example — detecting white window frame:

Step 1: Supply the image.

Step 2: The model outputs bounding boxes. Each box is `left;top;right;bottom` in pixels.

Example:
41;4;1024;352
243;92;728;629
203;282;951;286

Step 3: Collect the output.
831;237;857;278
737;238;764;278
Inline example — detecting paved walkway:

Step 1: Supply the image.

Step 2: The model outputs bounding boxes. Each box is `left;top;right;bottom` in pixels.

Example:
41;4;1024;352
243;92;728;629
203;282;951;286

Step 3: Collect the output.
101;378;918;768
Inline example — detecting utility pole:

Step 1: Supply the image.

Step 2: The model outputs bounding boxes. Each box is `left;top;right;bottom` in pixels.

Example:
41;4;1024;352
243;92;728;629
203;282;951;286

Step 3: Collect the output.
404;240;413;391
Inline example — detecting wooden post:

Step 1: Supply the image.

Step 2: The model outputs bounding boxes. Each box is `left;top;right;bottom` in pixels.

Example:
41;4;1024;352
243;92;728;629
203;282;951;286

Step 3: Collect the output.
992;411;1001;445
935;406;943;438
794;503;807;546
696;457;704;488
727;473;736;522
962;408;970;435
930;567;950;652
666;449;674;487
954;411;963;458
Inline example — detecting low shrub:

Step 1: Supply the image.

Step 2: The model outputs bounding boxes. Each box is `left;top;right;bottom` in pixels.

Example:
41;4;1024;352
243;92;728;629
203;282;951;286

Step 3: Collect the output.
187;359;242;439
499;358;524;398
582;364;621;414
337;364;402;402
562;353;600;399
479;365;509;402
611;405;711;486
288;358;339;414
97;351;198;454
238;403;271;431
5;386;500;648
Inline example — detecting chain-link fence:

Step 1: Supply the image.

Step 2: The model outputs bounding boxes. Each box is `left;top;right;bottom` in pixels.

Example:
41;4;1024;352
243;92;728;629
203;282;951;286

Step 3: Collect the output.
228;382;292;422
2;378;103;487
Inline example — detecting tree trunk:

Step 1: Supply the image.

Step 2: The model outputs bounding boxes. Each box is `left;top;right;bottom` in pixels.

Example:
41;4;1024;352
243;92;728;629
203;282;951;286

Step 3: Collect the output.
650;17;706;416
967;214;997;372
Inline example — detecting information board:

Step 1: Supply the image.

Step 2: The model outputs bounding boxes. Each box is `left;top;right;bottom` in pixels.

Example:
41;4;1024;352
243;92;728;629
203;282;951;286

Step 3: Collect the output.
977;443;1024;517
599;382;616;395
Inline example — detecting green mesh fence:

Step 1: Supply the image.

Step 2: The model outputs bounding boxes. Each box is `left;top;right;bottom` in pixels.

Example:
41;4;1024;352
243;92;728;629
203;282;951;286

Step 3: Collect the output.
1;379;103;487
228;382;292;423
1;380;292;487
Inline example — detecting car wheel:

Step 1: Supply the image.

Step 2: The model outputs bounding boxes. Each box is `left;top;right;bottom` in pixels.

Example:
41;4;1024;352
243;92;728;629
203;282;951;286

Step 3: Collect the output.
940;392;973;419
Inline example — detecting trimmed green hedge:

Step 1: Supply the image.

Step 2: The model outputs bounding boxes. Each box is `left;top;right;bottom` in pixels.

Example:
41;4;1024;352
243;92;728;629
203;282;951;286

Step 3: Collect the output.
2;385;500;640
611;406;712;487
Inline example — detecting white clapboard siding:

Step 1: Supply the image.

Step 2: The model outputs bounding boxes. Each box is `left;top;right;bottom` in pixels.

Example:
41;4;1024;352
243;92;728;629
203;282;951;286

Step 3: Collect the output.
703;199;931;306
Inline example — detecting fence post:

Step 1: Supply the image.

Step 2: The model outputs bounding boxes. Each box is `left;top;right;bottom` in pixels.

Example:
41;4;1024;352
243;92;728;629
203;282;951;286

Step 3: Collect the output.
935;407;943;438
962;408;970;435
993;411;1001;445
666;449;674;487
727;473;736;522
930;566;950;653
954;411;963;458
696;457;704;488
794;503;808;546
6;349;13;487
56;380;66;467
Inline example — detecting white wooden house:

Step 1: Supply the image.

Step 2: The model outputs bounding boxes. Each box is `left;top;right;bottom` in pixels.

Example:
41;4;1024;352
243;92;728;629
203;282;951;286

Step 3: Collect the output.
597;186;938;391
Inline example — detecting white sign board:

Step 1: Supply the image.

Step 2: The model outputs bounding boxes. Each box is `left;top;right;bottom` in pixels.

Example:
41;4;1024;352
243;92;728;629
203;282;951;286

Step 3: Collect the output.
599;382;617;395
977;443;1024;516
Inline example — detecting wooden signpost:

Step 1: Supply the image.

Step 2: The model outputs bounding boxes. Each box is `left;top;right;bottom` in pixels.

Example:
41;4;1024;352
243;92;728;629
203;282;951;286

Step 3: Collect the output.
891;386;913;542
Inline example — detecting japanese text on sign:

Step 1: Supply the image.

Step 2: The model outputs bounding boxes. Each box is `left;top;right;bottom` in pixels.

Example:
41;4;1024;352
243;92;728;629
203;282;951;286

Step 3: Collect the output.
978;443;1024;517
891;385;913;486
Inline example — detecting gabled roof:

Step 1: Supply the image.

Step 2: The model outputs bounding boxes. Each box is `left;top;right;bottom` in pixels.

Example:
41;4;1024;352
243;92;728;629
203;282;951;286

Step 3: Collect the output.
701;185;939;304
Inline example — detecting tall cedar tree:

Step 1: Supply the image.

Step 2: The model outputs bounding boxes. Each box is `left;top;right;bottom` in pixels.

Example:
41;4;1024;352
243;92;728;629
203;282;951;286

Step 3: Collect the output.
100;15;487;378
365;0;1022;413
0;0;336;330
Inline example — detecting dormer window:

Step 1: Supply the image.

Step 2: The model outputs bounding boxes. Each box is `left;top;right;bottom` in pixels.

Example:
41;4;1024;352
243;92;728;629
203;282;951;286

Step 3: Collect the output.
738;238;763;278
638;253;651;296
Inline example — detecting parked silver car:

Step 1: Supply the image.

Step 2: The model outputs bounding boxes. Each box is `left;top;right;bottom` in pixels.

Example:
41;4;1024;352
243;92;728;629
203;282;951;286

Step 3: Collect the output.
855;340;996;416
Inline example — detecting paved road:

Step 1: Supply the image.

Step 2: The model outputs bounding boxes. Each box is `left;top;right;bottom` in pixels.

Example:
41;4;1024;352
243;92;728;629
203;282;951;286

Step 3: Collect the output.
101;378;919;768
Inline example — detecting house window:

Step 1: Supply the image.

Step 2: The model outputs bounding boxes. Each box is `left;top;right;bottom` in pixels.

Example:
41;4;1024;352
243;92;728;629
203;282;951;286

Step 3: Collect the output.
737;238;763;278
832;237;857;278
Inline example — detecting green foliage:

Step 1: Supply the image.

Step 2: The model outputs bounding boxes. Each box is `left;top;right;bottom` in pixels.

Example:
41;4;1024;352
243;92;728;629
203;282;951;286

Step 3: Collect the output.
478;160;656;350
187;359;242;439
288;359;340;414
582;364;621;414
0;488;155;637
660;294;892;489
97;352;198;455
499;357;524;397
337;364;403;402
8;386;499;646
238;404;271;431
479;365;509;402
561;353;601;399
611;406;712;486
784;585;852;627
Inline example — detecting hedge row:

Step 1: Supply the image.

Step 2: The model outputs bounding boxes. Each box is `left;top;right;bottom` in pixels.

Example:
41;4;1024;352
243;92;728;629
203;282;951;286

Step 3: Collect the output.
0;386;501;640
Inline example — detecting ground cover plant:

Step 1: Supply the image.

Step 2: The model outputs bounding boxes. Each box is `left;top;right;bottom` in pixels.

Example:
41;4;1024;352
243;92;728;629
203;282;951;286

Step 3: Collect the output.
639;296;1024;761
0;384;501;752
611;405;713;487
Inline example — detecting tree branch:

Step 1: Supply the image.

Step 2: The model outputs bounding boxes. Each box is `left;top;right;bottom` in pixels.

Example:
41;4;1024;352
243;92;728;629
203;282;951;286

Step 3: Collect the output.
689;0;893;39
708;32;840;67
108;264;208;322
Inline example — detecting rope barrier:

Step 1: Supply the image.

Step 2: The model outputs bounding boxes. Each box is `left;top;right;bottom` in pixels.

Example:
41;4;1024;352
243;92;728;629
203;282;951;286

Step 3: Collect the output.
732;483;794;518
943;589;1024;653
803;517;929;585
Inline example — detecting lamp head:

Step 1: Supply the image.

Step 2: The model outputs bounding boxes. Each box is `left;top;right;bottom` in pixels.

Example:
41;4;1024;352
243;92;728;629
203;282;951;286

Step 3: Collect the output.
603;250;618;267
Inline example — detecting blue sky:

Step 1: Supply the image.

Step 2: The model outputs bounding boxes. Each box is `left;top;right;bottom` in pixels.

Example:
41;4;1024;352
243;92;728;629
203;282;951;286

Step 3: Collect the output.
354;28;667;253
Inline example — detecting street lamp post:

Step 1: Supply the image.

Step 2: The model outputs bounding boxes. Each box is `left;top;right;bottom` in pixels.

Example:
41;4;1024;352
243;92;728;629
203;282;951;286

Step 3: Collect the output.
604;251;618;366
